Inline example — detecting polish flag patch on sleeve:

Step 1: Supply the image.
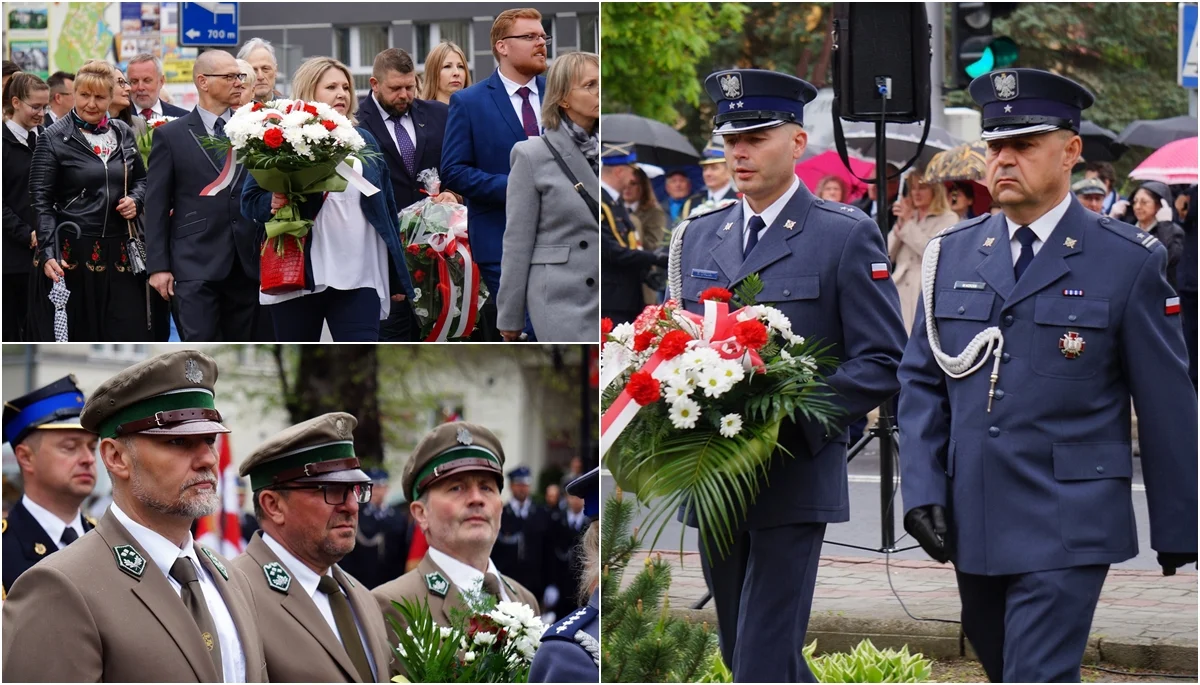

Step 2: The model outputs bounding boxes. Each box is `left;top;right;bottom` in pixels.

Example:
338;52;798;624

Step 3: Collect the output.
1165;296;1181;315
871;262;890;280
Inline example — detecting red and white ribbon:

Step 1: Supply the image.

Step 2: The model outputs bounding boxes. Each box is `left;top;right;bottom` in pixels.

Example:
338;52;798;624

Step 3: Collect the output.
200;147;239;196
421;223;480;341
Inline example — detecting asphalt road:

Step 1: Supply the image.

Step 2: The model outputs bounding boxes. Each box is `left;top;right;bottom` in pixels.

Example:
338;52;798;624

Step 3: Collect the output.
602;438;1167;571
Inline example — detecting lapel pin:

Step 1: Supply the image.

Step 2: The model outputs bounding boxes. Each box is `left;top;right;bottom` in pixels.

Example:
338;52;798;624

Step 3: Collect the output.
1064;237;1077;249
723;223;733;232
34;542;46;556
784;219;796;230
983;237;996;248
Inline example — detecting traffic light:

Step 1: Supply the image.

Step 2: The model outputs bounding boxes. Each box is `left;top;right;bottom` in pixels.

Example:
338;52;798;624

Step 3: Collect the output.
950;3;1020;89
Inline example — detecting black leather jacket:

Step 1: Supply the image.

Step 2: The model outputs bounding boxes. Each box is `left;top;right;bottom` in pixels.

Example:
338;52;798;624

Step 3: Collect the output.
29;115;146;262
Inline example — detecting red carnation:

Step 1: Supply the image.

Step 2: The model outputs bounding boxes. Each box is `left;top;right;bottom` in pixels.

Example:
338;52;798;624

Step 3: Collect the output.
406;244;421;255
263;127;284;149
626;371;661;406
700;287;733;303
413;269;426;281
633;330;655;352
322;119;337;131
251;101;264;112
601;317;613;340
658;330;691;359
93;145;101;155
303;103;318;116
733;319;769;350
425;247;438;259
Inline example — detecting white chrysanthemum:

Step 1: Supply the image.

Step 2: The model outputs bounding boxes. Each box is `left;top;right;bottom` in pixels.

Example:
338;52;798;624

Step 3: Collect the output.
300;122;330;143
651;357;682;382
610;322;635;345
780;348;795;363
668;397;701;429
762;306;792;333
666;372;697;392
800;356;819;373
281;109;313;128
679;346;721;372
664;383;693;401
472;631;497;646
492;600;536;626
696;367;735;398
783;330;805;346
719;413;743;438
714;359;745;384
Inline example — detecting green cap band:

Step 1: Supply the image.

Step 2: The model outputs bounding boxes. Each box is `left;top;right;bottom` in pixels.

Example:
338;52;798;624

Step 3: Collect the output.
250;440;356;491
98;390;216;439
411;446;502;501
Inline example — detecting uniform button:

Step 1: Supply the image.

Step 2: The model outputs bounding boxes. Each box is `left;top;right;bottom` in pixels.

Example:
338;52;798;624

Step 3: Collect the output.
1003;315;1014;327
1001;352;1011;363
957;306;966;314
988;426;1000;438
1096;465;1105;474
993;389;1005;400
586;277;595;287
1068;314;1077;322
783;289;791;297
579;240;588;249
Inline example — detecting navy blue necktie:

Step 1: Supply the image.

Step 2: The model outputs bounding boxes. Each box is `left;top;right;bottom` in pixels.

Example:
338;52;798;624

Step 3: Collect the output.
392;116;416;175
1013;225;1037;281
744;215;765;260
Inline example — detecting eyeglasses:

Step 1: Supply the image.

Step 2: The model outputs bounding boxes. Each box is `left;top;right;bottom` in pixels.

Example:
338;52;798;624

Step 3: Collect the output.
502;33;550;43
202;73;248;83
20;101;47;113
574;81;599;94
272;482;372;505
116;78;130;88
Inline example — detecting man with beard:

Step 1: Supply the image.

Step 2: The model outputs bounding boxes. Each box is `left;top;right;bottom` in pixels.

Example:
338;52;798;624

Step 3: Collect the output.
2;376;97;596
2;350;267;682
441;8;549;341
357;47;450;341
232;413;393;682
373;422;539;637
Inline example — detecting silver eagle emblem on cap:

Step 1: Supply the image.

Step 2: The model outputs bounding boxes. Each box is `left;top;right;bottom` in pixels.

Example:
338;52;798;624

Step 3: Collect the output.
719;72;742;99
184;358;204;384
456;426;473;445
993;72;1017;100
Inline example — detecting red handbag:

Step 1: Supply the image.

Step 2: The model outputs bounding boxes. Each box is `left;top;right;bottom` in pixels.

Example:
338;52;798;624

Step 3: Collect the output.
260;235;306;295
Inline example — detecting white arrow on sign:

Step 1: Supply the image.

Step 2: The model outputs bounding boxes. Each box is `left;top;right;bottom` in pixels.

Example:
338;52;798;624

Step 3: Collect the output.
185;28;201;39
194;2;236;21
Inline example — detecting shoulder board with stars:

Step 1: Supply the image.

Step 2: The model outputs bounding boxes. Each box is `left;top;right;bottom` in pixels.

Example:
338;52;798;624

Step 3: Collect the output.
424;571;450;597
263;561;292;593
113;544;148;579
812;199;867;222
542;605;598;640
934;213;991;241
686;198;738;222
201;547;229;580
1096;216;1160;251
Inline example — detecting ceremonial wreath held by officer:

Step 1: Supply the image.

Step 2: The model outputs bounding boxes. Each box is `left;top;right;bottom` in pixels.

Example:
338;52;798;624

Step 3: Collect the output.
2;350;268;682
232;412;393;682
897;68;1198;683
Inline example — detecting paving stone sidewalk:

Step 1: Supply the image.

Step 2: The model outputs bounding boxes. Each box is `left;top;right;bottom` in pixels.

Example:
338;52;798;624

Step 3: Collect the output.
622;551;1198;672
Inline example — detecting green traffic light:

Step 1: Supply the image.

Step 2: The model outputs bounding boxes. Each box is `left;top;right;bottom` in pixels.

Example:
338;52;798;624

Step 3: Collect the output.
965;37;1019;78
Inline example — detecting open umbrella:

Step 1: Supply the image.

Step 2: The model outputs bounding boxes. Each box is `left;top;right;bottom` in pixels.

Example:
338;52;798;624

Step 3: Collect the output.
1128;137;1198;186
1079;120;1127;162
795;150;874;202
837;120;961;167
1115;115;1198;149
600;113;700;167
924;140;987;183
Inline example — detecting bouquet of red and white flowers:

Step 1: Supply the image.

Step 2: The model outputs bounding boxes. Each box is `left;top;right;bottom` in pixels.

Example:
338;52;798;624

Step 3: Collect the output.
397;169;486;341
601;277;841;556
137;115;176;168
207;99;380;294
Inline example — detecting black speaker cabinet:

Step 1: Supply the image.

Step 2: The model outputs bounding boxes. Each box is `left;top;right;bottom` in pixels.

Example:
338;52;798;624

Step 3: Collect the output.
832;3;931;123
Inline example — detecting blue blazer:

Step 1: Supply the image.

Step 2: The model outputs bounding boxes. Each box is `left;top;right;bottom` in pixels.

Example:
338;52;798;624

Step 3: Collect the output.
441;69;547;265
240;127;415;301
356;95;449;210
898;199;1197;576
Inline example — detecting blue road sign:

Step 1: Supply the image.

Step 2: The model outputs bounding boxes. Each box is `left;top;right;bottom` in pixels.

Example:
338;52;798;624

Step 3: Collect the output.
1181;3;1197;89
179;2;239;48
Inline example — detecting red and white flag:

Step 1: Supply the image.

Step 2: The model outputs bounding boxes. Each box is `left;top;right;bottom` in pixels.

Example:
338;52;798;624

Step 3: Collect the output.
871;262;890;280
195;433;244;557
1165;296;1181;315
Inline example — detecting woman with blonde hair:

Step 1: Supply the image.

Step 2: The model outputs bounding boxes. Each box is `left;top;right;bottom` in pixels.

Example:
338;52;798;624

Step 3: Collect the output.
27;60;149;341
241;56;414;341
419;41;471;104
498;51;599;342
888;165;960;332
235;58;258;107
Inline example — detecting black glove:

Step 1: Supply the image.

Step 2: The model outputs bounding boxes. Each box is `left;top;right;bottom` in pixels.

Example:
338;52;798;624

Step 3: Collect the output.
904;504;950;564
1157;552;1197;576
654;251;670;269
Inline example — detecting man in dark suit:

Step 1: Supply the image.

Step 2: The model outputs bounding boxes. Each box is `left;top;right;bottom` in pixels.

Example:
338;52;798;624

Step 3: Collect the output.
2;376;97;597
493;466;549;603
358;48;450;341
2;73;48;341
144;49;260;341
602;143;668;325
441;8;549;341
126;53;188;119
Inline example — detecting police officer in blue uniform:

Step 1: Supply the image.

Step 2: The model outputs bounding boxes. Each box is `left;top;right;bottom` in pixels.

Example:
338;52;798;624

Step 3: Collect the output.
602;142;669;325
2;376;98;597
339;467;411;588
898;68;1198;683
529;467;598;683
681;139;739;219
667;69;907;682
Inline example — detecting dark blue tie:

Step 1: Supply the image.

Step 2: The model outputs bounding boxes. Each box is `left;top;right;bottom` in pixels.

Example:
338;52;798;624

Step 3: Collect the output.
1013;225;1037;281
213;116;227;139
392;115;416;175
744;215;765;260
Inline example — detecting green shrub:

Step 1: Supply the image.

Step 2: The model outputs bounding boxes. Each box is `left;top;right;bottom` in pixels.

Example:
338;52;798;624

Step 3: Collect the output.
804;639;932;683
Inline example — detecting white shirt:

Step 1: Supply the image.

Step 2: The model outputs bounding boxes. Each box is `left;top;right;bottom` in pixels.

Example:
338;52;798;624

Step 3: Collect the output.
259;157;391;320
371;94;417;159
509;498;531;519
261;533;376;678
566;511;587;531
21;494;84;549
110;502;246;683
47;110;59;124
426;546;512;602
497;70;541;133
1005;191;1072;265
6;119;34;147
741;176;802;251
707;182;734;203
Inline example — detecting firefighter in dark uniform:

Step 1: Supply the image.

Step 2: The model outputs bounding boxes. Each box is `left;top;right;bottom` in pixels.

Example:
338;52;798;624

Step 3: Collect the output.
601;141;668;325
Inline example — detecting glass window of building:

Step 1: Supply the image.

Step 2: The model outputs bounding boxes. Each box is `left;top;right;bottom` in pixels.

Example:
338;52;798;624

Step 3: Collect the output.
579;13;598;53
333;25;390;93
414;20;471;71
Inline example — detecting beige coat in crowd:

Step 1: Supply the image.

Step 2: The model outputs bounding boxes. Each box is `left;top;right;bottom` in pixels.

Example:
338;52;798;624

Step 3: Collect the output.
888;209;960;332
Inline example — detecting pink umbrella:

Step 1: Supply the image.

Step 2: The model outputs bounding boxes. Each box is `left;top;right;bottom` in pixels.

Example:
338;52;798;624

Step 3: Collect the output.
795;150;875;202
1128;137;1198;185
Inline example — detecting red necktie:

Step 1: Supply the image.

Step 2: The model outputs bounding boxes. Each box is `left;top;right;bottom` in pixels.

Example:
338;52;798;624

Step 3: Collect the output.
516;86;539;137
140;108;153;120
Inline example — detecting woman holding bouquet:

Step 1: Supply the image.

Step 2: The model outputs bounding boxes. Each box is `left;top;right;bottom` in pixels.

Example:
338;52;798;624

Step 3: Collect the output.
27;60;150;341
241;56;415;341
497;51;600;342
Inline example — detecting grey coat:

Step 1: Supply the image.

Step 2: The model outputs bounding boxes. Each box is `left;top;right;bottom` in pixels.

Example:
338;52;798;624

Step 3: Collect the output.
498;123;600;341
